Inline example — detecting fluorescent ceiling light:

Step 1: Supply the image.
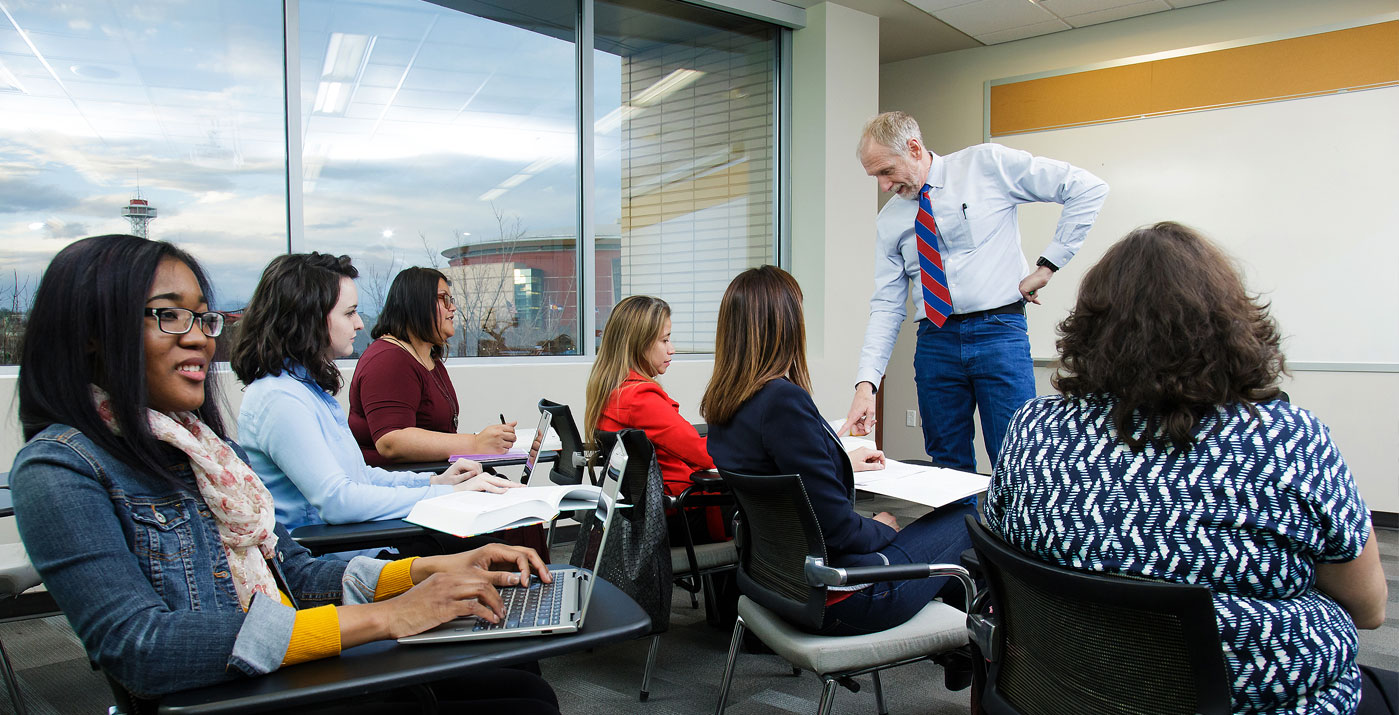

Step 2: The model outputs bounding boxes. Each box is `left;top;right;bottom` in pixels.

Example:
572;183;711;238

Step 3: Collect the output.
312;81;351;114
630;69;703;107
594;105;639;134
322;33;372;81
0;58;24;93
499;173;531;189
479;188;507;201
522;157;560;174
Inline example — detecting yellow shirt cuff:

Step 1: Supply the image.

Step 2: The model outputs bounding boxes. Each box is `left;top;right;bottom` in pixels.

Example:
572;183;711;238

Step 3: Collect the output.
281;605;341;667
374;557;418;601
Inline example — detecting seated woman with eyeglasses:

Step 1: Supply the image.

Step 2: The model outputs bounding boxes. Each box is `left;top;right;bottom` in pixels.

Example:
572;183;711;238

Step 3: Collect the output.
9;235;558;710
348;267;516;467
986;222;1391;715
703;266;975;635
231;254;519;541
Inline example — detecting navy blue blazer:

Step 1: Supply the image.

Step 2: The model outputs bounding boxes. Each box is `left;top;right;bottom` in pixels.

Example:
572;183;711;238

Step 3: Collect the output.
707;378;897;567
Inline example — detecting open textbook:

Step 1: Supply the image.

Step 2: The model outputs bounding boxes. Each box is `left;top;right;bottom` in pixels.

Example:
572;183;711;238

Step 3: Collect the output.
406;484;600;538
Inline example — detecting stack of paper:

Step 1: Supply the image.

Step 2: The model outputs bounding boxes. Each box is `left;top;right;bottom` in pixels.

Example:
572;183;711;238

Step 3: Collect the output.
852;458;988;509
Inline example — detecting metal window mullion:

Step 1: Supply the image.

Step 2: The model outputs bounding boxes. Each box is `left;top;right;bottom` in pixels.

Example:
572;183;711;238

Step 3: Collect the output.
776;26;791;269
578;0;596;356
283;0;305;252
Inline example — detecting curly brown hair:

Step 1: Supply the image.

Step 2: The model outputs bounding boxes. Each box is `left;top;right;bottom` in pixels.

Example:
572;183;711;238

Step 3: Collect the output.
1053;221;1285;450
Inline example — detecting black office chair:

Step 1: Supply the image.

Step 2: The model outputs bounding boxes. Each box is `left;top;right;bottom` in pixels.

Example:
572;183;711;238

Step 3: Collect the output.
538;399;593;486
963;516;1232;715
594;429;738;701
714;470;974;715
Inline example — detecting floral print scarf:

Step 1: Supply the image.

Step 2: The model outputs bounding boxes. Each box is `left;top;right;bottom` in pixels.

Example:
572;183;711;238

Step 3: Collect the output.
92;386;279;610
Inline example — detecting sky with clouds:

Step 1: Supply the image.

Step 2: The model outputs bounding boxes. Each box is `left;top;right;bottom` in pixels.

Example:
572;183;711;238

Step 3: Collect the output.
0;0;625;313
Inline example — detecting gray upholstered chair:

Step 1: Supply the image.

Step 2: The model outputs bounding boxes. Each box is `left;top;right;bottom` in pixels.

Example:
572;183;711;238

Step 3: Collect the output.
713;470;974;715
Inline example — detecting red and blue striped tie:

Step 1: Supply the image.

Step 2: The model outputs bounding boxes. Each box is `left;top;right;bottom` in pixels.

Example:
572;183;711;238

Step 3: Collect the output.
916;184;952;326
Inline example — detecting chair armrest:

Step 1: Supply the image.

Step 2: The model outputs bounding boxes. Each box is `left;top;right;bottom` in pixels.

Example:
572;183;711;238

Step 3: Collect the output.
805;557;977;607
688;470;725;491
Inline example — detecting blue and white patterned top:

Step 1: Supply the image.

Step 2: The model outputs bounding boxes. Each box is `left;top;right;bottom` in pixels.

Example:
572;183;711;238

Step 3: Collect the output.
985;395;1371;715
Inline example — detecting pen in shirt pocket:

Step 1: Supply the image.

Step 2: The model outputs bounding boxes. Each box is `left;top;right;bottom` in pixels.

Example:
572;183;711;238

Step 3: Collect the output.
962;203;968;219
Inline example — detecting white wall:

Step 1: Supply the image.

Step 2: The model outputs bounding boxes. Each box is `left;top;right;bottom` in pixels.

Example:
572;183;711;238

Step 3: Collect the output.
877;0;1399;512
789;2;882;416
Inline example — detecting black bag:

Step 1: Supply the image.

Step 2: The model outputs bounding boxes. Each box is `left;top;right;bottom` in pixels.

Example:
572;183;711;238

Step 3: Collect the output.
570;429;673;635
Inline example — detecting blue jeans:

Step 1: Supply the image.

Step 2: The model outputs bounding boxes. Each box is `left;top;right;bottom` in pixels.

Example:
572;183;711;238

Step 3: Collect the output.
913;311;1036;472
819;501;977;635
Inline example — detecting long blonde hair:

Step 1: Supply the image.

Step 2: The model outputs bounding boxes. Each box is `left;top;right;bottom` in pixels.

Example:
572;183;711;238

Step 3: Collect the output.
584;295;672;441
700;266;810;425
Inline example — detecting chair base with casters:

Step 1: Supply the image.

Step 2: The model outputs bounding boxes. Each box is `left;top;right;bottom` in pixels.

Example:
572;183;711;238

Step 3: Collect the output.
715;594;971;715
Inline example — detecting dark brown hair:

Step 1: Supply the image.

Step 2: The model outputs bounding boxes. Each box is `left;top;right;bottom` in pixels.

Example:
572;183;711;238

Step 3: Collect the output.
372;267;451;361
1053;221;1284;450
701;265;811;425
230;253;358;394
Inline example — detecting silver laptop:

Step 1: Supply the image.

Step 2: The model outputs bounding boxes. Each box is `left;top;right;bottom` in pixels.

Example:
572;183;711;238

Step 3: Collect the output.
398;439;627;643
519;410;553;484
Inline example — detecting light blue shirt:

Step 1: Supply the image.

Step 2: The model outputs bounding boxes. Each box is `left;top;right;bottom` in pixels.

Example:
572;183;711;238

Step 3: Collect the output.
855;142;1109;387
239;366;453;532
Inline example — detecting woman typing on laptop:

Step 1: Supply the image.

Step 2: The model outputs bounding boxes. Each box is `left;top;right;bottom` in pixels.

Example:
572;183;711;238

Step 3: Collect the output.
9;235;557;711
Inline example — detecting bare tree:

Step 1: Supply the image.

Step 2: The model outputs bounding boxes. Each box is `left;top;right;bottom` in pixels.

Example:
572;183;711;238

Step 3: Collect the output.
0;269;33;365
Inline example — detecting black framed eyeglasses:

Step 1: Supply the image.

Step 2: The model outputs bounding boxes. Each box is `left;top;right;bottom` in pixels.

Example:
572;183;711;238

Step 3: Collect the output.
144;307;225;337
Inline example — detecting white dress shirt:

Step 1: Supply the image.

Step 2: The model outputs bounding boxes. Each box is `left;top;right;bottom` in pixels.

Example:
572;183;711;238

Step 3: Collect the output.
855;142;1109;388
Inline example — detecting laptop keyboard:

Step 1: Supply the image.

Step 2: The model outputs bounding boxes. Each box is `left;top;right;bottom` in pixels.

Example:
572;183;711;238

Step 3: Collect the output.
474;574;565;631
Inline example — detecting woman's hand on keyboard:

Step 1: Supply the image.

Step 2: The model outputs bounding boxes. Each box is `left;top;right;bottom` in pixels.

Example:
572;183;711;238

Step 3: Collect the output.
338;572;504;645
413;543;553;592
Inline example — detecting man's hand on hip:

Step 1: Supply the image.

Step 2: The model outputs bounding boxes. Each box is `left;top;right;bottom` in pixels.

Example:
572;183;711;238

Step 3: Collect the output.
1019;266;1054;305
840;383;878;437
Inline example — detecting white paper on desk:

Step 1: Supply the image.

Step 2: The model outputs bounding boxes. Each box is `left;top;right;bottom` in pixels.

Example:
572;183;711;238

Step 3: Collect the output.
854;460;988;509
826;418;877;452
506;427;563;454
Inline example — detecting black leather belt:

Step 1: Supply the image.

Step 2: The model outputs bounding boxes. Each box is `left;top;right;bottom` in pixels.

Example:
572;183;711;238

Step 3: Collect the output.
944;301;1024;322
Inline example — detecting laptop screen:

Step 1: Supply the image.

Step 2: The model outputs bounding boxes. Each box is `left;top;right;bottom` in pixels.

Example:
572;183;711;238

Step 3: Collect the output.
520;410;553;483
572;438;628;620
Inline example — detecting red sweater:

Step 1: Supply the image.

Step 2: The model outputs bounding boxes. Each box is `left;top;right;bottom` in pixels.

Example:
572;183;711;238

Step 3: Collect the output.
597;372;714;497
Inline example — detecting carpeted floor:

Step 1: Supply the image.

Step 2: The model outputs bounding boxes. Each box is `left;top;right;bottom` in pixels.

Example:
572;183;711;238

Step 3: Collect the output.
1;499;1396;714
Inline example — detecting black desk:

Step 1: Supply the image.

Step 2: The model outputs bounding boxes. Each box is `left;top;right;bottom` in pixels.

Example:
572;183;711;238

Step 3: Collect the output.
158;577;650;714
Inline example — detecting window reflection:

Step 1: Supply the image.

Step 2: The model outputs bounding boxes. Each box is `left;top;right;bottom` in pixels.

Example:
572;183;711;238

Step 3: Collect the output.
0;0;288;363
298;0;579;357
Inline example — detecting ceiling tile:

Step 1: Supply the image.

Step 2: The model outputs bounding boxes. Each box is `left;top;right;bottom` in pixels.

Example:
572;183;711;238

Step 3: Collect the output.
1060;0;1170;28
934;0;1055;38
973;17;1072;44
1165;0;1221;7
1038;0;1136;17
901;0;979;13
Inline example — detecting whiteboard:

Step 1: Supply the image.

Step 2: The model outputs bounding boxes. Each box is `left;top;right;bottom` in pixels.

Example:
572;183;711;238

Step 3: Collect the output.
998;86;1399;365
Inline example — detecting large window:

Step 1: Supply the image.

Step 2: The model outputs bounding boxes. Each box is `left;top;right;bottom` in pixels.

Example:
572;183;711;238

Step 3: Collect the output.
0;0;288;364
0;0;782;365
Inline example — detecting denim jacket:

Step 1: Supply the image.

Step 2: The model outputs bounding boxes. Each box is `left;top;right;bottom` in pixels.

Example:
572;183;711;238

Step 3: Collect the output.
10;424;391;699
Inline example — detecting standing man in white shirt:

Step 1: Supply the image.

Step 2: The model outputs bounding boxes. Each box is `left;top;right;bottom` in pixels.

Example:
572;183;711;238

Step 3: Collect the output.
842;111;1108;472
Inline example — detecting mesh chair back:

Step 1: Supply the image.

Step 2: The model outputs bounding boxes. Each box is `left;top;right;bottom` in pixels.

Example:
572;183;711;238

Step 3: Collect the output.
965;517;1231;715
717;470;827;631
539;399;586;486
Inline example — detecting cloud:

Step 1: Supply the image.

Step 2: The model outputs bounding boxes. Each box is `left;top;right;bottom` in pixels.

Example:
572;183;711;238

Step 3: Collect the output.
43;219;89;239
0;177;78;213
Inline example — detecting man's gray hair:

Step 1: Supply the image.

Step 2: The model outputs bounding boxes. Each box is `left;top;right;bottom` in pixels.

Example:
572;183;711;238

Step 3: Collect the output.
858;111;923;158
